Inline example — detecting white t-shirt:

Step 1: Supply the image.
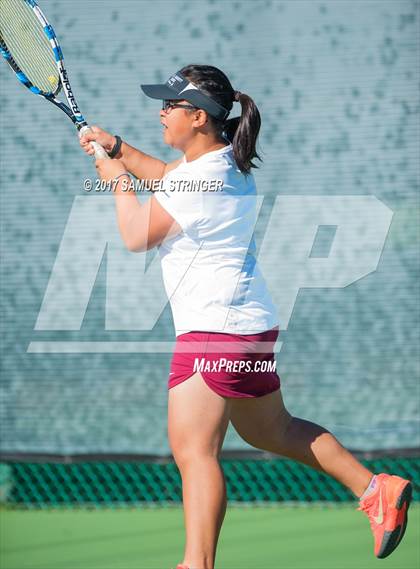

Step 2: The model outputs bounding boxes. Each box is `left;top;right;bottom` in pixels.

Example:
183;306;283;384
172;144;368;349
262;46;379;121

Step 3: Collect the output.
154;143;279;337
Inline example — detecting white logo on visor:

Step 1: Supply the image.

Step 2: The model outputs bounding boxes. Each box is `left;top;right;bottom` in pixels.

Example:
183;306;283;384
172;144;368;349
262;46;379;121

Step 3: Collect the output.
179;83;200;94
167;75;183;87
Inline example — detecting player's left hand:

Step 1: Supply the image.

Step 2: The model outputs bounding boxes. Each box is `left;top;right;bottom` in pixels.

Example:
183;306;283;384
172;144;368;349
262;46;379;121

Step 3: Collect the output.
95;158;127;182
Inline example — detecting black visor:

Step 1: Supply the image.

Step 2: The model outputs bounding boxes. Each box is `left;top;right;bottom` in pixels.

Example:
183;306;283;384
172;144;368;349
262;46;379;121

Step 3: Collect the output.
141;70;230;121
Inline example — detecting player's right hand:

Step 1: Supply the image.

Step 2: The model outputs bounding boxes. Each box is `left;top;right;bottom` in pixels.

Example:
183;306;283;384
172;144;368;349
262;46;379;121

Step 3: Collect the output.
79;126;116;156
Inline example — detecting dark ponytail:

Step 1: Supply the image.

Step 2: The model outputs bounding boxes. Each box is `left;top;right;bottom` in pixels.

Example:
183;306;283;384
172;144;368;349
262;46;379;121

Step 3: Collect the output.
180;64;262;175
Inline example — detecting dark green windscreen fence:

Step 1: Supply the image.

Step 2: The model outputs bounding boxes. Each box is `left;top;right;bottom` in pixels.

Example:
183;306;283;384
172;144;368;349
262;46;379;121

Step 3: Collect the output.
1;457;419;508
0;0;418;506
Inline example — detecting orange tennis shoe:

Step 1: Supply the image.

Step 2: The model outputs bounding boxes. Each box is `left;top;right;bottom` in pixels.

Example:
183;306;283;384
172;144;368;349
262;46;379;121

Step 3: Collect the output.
358;473;412;558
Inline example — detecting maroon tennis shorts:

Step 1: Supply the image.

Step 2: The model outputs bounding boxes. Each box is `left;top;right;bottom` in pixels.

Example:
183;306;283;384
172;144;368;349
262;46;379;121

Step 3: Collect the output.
168;326;280;398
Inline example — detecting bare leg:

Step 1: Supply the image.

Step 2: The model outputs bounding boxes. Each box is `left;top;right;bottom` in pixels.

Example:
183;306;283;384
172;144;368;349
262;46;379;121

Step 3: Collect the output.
180;456;227;569
168;372;232;569
230;389;373;498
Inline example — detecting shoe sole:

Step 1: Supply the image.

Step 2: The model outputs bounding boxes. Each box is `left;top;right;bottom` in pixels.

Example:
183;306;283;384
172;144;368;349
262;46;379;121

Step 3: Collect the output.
377;481;412;559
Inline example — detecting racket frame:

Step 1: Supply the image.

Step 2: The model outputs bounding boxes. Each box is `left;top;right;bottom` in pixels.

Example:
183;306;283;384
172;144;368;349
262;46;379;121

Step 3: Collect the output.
0;0;87;128
0;0;109;159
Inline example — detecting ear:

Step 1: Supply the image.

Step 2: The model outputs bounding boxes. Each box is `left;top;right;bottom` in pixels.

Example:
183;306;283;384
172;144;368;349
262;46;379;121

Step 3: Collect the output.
191;109;208;128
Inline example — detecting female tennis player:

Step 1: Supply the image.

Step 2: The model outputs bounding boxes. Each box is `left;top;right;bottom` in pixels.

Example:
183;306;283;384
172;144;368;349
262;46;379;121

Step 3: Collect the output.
80;64;412;569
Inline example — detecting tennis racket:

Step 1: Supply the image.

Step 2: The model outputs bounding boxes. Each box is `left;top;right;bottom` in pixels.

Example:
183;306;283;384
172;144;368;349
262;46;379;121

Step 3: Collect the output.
0;0;108;159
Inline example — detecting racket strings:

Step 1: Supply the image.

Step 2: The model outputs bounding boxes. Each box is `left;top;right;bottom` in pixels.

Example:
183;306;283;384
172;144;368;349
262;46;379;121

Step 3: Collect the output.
0;0;60;94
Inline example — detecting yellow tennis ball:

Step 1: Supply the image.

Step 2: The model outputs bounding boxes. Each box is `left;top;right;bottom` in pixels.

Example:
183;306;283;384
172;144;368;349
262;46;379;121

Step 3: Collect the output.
48;75;57;85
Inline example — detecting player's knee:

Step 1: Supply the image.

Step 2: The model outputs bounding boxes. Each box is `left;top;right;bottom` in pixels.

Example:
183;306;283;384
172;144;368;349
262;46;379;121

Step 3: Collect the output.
171;440;220;469
279;409;294;437
174;451;219;472
239;409;294;454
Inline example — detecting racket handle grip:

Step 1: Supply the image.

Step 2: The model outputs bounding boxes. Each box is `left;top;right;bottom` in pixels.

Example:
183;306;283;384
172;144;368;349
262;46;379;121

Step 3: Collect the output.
79;125;110;160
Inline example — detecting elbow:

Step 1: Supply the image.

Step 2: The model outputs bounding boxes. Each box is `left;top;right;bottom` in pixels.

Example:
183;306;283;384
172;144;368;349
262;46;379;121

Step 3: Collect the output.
124;239;146;253
120;227;148;252
127;241;157;253
125;243;147;253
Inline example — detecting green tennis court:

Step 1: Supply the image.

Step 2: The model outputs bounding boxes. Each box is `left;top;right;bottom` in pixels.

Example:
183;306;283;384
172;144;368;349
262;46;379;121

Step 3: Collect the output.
1;504;419;569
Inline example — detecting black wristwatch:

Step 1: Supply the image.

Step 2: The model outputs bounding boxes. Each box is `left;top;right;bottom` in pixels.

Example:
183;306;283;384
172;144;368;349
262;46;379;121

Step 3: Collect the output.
108;135;122;158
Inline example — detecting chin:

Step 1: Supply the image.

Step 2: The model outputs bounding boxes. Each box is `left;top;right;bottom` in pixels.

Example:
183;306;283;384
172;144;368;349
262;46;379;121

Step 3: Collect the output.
163;131;181;151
